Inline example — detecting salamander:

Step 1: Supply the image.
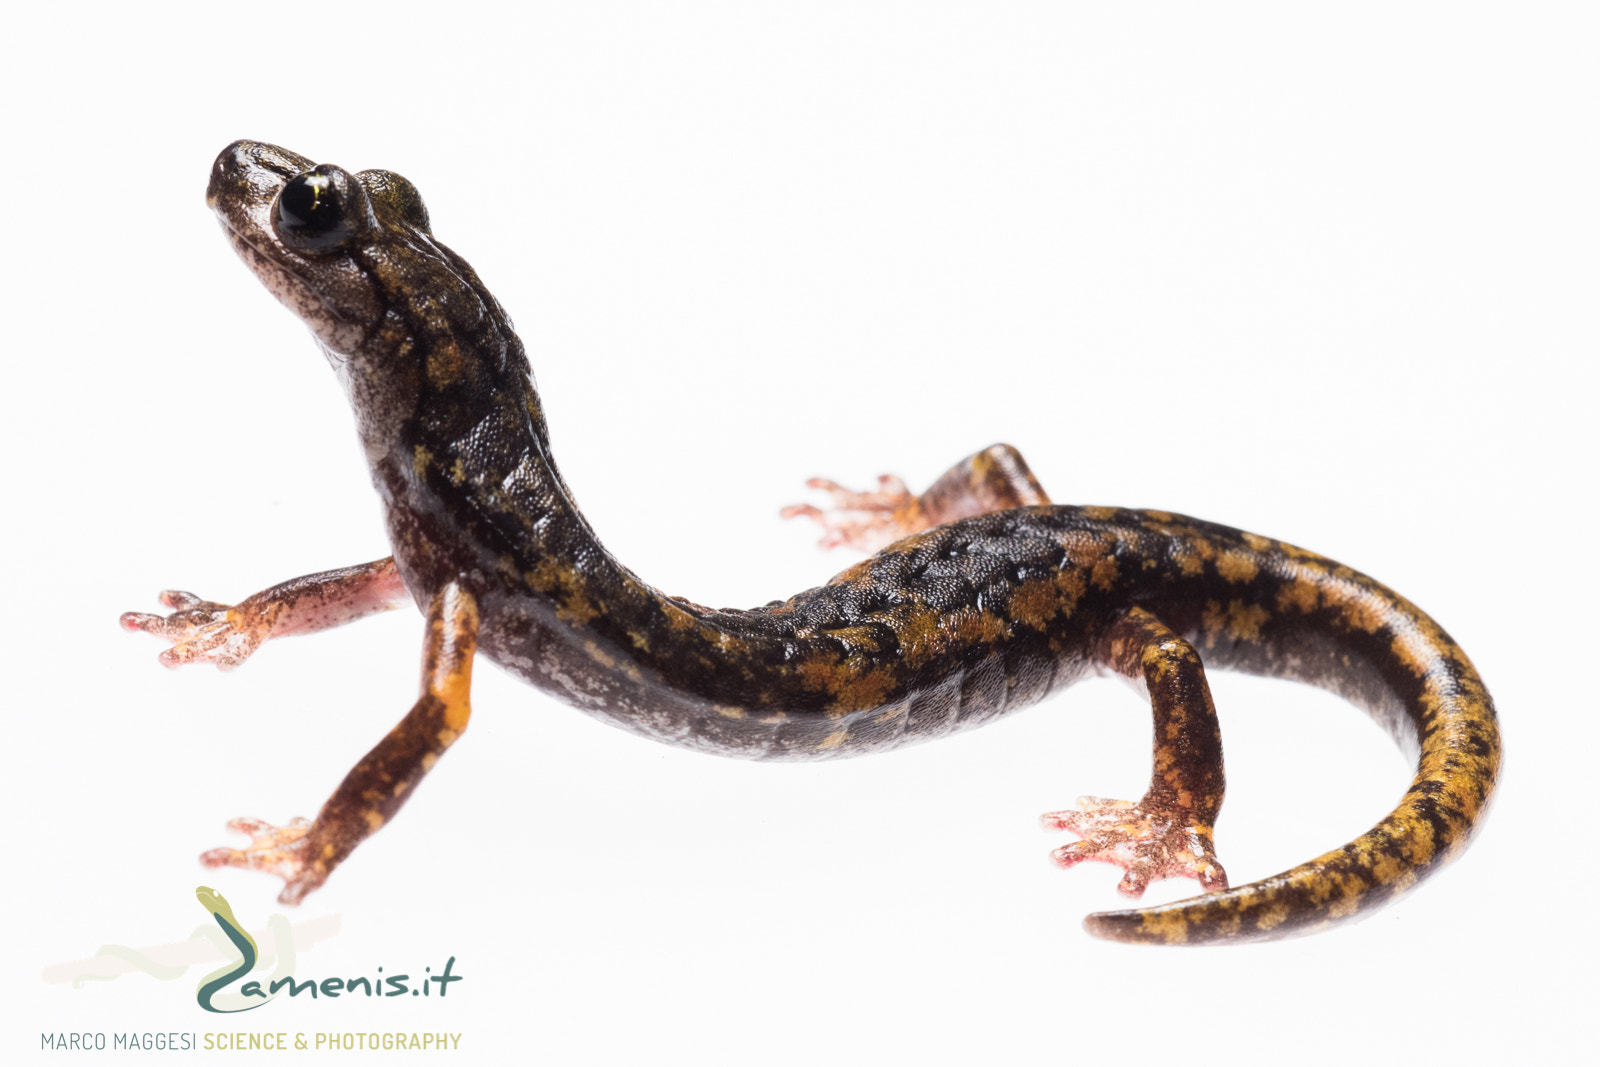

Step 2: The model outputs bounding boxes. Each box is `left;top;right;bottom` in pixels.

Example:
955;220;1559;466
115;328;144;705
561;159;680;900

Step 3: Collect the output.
121;140;1501;945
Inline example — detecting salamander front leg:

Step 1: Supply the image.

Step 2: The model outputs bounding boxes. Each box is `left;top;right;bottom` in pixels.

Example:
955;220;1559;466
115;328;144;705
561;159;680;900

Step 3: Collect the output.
121;557;408;670
1043;607;1229;897
202;582;480;903
782;443;1049;552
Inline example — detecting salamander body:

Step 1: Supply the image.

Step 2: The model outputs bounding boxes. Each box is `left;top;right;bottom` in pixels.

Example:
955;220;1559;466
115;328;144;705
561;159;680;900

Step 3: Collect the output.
121;141;1500;944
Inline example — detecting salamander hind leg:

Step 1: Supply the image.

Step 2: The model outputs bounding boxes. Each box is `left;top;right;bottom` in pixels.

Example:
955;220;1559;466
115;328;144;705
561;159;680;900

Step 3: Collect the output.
202;582;479;903
1043;608;1229;898
781;443;1050;552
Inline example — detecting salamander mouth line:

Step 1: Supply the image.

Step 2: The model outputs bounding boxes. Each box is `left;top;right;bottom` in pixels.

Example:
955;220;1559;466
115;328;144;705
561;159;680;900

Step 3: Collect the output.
219;223;363;359
224;227;312;305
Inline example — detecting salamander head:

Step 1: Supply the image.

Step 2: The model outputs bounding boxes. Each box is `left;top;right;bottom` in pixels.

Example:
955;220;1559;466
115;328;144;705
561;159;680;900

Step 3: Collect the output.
205;140;526;459
207;140;430;359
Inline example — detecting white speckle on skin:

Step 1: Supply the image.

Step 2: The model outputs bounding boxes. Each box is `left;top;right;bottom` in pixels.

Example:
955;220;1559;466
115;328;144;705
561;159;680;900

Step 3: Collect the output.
537;647;610;708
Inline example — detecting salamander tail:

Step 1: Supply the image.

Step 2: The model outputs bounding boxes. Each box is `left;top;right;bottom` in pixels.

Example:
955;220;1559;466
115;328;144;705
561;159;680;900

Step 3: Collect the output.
1083;691;1500;944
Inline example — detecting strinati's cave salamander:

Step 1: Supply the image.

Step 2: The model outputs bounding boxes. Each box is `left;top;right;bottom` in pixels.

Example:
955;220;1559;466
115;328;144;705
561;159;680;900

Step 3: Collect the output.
122;141;1500;945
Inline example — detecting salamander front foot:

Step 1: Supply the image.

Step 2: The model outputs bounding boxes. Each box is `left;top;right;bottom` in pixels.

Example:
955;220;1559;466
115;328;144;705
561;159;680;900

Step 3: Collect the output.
120;590;275;671
201;816;323;905
1043;796;1228;897
781;475;922;553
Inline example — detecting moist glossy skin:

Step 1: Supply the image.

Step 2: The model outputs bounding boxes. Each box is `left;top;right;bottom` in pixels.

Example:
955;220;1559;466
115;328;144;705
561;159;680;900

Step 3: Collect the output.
126;140;1500;944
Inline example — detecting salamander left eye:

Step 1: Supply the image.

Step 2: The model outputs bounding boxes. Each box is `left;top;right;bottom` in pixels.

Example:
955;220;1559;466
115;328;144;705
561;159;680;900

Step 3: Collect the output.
275;166;360;251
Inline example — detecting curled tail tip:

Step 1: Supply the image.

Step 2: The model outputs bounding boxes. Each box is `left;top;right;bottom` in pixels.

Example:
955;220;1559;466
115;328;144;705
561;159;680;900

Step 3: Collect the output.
1082;847;1437;945
1081;909;1159;945
1081;902;1232;946
1083;908;1167;945
1083;897;1319;946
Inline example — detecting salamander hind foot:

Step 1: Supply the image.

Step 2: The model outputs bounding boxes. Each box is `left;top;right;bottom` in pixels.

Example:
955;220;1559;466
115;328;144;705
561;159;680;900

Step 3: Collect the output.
781;444;1052;552
1043;796;1228;897
200;816;324;905
781;475;923;553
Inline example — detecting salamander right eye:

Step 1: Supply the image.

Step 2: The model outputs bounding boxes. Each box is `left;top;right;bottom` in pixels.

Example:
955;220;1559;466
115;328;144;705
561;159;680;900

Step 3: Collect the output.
275;166;361;252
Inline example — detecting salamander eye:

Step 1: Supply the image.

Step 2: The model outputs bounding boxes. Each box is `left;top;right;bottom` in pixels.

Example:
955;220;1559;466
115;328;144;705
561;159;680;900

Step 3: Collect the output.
275;166;362;252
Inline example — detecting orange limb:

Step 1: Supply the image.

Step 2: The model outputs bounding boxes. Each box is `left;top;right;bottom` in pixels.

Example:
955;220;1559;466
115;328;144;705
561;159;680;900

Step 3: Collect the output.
202;581;480;903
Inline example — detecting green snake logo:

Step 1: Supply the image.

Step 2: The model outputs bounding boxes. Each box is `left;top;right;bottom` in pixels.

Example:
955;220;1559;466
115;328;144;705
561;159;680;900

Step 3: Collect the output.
193;886;268;1013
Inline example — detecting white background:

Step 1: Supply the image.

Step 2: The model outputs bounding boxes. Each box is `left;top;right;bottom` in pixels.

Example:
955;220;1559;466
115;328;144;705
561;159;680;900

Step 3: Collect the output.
5;2;1594;1063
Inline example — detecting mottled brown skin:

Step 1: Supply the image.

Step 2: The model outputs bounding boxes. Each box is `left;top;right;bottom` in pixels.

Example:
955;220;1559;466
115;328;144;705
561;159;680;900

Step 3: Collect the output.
122;141;1501;943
